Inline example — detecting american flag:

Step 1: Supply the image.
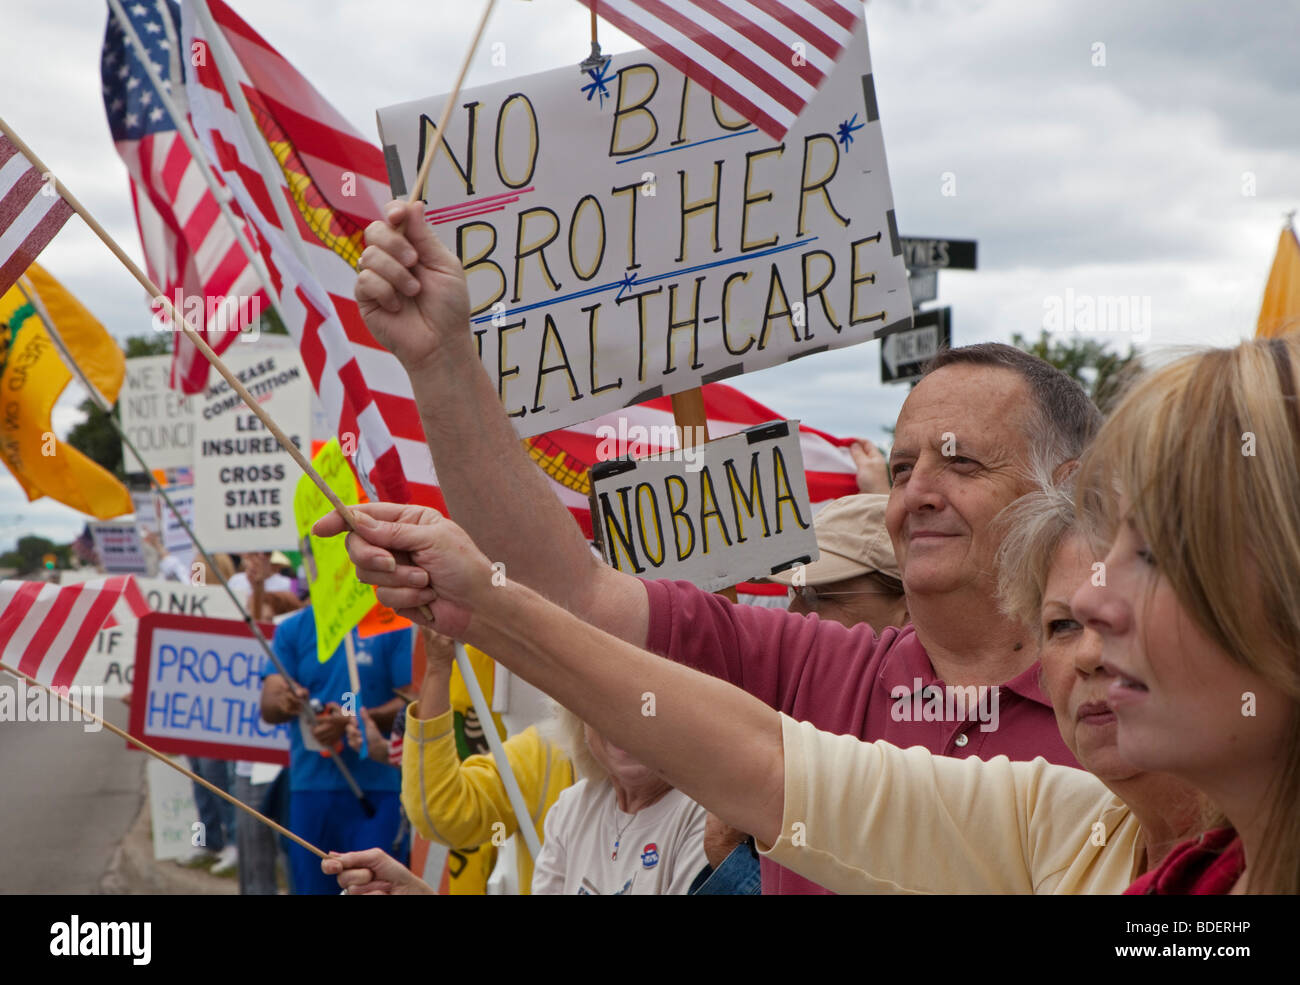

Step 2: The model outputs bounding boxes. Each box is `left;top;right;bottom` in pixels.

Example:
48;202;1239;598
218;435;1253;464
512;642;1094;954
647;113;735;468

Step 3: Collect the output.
180;0;425;507
578;0;863;139
101;0;267;395
0;577;131;688
0;135;73;297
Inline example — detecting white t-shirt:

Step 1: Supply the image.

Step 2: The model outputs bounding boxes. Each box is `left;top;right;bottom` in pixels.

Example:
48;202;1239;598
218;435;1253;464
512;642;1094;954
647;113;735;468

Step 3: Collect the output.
228;571;293;598
531;779;709;895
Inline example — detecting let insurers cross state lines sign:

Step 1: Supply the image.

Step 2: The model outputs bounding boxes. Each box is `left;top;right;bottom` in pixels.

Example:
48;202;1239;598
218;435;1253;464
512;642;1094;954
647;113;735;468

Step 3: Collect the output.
377;18;910;437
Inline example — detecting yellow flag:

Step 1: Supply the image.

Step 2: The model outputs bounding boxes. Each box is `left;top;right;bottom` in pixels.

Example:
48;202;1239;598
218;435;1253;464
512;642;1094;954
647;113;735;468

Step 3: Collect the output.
0;264;131;519
1257;224;1300;337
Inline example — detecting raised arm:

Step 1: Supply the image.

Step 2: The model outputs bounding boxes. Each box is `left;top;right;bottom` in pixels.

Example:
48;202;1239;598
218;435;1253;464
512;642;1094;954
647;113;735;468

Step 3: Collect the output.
316;504;786;845
354;201;647;645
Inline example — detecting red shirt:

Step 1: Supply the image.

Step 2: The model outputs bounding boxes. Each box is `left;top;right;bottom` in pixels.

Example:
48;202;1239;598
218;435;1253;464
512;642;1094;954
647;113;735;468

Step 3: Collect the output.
1125;829;1244;894
643;579;1078;895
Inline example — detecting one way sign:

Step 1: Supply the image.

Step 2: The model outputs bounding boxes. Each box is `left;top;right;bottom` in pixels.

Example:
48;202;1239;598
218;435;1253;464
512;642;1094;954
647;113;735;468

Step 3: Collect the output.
880;308;952;384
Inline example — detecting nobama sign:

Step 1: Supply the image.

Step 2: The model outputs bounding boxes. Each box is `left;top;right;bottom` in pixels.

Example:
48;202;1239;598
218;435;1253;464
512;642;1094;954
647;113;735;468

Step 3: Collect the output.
377;20;909;437
590;421;818;593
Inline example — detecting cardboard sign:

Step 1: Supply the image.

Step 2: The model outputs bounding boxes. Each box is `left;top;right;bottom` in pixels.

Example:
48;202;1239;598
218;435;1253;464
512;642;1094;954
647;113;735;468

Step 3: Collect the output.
74;622;137;699
590;421;817;592
159;485;196;574
293;439;376;664
88;521;148;574
120;355;197;471
376;20;909;438
192;342;311;551
128;612;290;764
146;757;200;861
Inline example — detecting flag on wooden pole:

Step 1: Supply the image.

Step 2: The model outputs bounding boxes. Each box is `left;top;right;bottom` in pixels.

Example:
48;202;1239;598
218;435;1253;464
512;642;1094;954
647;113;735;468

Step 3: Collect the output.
101;0;268;394
577;0;862;139
0;577;131;688
0;135;74;296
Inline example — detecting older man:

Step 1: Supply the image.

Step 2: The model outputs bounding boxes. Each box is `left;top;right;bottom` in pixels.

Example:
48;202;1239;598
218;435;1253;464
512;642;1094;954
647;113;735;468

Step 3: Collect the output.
346;200;1100;893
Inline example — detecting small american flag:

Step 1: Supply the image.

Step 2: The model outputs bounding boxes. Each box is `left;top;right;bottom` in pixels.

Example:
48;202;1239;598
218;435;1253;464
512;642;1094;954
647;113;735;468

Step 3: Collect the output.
0;577;131;688
101;0;267;395
579;0;862;139
0;135;73;297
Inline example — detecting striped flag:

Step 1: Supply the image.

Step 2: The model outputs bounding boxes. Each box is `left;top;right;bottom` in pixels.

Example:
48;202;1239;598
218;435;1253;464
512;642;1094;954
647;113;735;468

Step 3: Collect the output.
101;0;268;395
180;0;426;506
0;577;131;688
578;0;863;139
0;135;74;297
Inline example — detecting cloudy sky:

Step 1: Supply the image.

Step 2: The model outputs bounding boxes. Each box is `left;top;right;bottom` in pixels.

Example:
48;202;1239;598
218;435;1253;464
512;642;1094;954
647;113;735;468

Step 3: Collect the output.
2;0;1295;552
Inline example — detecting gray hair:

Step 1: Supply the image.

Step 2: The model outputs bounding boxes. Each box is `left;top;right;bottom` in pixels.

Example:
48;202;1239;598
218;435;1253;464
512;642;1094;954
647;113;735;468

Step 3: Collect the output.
994;483;1079;635
537;702;606;784
923;343;1102;489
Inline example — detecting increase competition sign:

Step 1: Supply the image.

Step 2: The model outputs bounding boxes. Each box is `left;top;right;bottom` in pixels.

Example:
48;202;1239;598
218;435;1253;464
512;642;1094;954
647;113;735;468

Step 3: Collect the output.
192;341;311;551
377;18;909;437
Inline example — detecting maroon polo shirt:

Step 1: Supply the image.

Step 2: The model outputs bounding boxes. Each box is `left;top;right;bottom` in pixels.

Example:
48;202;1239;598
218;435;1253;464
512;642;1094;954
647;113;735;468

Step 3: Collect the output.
643;579;1078;895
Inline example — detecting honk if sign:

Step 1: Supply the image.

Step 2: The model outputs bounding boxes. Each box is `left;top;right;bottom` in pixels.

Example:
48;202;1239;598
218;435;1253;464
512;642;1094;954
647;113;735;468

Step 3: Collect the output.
589;421;818;592
377;19;908;437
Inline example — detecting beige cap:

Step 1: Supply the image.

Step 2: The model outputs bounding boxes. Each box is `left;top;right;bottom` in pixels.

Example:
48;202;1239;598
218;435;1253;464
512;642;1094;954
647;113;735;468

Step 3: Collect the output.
269;551;292;567
769;493;900;587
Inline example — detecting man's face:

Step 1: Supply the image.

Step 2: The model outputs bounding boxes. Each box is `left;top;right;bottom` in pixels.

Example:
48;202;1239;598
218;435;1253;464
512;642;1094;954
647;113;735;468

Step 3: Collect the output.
886;365;1038;600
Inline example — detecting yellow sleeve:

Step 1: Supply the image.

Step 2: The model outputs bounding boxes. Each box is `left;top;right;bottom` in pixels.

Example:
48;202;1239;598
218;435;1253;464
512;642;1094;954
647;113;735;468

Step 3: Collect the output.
401;708;572;854
759;714;1118;894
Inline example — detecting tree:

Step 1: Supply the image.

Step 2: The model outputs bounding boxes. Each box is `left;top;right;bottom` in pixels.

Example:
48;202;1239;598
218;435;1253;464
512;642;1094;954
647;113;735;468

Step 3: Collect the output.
1011;330;1140;414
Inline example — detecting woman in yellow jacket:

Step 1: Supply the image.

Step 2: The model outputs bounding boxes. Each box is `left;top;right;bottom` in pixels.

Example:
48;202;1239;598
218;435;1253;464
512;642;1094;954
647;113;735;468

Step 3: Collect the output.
399;631;573;893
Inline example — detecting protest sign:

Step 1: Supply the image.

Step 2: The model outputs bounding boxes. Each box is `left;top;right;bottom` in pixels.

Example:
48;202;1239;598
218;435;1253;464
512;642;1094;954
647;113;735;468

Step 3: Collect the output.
89;521;148;574
293;438;376;664
192;341;311;552
73;621;137;699
376;20;908;438
131;576;242;619
589;420;818;592
146;757;200;862
159;484;195;574
130;488;160;536
128;612;290;764
119;355;197;471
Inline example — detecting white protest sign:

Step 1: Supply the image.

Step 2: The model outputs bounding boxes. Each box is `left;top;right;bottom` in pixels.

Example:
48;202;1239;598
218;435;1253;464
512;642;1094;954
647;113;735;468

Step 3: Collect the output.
119;355;197;471
89;521;148;574
590;421;818;593
129;612;290;764
74;622;137;699
160;485;195;574
131;576;242;620
192;342;311;552
146;757;199;861
131;488;160;536
376;20;909;438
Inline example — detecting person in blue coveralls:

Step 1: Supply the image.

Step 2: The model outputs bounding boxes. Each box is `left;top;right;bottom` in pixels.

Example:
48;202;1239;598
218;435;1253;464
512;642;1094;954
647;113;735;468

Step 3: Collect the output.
259;606;414;894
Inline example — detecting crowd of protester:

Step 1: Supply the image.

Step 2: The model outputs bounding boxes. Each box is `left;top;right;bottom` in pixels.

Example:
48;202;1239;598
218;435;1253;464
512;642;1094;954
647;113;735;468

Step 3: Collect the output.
106;193;1298;896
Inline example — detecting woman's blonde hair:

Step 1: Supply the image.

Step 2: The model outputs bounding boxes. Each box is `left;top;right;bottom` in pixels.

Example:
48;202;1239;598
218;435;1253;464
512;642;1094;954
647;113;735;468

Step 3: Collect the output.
538;703;606;785
1075;336;1300;893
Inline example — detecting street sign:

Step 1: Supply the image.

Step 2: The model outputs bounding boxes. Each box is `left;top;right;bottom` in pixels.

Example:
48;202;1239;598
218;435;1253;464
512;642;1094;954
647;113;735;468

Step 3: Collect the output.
908;268;938;306
880;307;952;384
900;238;977;271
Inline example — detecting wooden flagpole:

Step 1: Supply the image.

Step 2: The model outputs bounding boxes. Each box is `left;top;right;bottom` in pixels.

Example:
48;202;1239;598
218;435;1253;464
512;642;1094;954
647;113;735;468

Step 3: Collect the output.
0;662;327;860
407;0;498;205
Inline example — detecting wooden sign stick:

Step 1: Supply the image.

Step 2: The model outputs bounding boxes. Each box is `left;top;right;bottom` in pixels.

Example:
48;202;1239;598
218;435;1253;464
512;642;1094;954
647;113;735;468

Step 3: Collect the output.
407;0;499;205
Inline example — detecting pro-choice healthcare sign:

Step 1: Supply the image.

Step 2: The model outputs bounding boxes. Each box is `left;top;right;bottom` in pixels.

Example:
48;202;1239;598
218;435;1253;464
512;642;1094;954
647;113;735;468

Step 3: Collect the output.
377;18;909;437
128;612;289;764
